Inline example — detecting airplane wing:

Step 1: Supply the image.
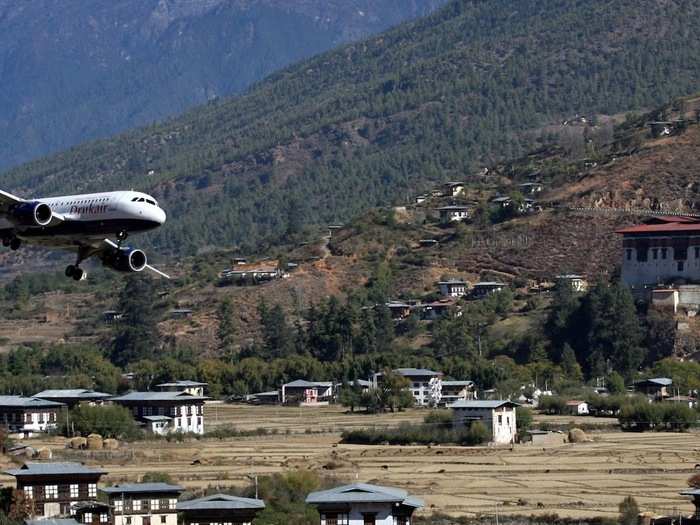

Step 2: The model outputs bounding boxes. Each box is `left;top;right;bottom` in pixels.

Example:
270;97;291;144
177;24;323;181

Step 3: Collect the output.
0;189;64;225
102;239;170;279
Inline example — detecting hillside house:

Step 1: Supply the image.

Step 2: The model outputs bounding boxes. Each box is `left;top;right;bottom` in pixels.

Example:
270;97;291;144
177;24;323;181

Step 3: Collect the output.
177;494;265;525
438;205;471;223
415;195;428;204
110;391;208;435
440;381;476;406
418;239;439;248
156;380;207;397
374;368;442;407
417;298;458;320
438;279;468;297
634;377;672;400
102;311;123;324
471;282;507;298
449;400;519;444
306;483;424;525
33;389;112;409
168;309;193;320
616;217;700;290
102;483;184;525
385;301;413;320
5;462;107;518
219;263;282;285
491;196;538;213
281;380;334;406
556;274;588;292
444;182;465;197
518;182;543;194
0;396;64;436
565;400;589;415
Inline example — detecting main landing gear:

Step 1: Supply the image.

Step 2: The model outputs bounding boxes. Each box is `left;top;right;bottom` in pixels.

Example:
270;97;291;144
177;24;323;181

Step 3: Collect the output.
65;246;91;281
116;230;128;246
2;236;21;250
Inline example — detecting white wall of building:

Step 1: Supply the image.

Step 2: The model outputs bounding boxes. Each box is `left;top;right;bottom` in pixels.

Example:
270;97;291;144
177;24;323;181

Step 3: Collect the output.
319;502;407;525
452;406;516;444
621;244;700;287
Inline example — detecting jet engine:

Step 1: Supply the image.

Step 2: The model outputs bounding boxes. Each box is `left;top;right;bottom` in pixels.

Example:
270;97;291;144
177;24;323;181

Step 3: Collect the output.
11;201;52;227
102;247;148;273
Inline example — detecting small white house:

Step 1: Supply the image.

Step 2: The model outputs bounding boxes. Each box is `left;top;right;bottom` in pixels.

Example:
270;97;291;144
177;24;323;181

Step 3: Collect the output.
374;368;442;407
556;274;588;293
438;280;468;297
449;400;519;444
306;483;424;525
472;282;507;298
444;182;465;197
565;400;589;415
437;205;471;223
0;396;64;436
281;380;334;405
156;380;207;397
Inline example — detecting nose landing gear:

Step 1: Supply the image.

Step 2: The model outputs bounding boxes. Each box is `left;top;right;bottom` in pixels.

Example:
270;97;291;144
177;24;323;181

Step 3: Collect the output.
65;265;86;281
2;236;21;250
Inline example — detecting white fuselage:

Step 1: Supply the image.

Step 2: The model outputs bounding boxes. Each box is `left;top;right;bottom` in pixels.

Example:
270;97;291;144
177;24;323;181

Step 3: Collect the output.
0;190;166;246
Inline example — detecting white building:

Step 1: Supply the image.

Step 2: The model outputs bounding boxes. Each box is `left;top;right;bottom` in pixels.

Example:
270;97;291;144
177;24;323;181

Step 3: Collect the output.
472;282;507;298
449;400;518;444
438;205;471;223
556;274;588;292
102;483;183;525
444;182;465;197
110;391;208;435
373;368;442;407
306;483;424;525
438;280;468;297
440;381;476;406
616;218;700;289
565;400;589;415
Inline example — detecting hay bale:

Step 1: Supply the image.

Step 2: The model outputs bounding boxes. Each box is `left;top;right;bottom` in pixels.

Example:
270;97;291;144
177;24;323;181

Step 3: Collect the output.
36;447;52;460
103;439;119;450
86;434;104;450
568;428;589;443
70;437;87;449
23;447;36;458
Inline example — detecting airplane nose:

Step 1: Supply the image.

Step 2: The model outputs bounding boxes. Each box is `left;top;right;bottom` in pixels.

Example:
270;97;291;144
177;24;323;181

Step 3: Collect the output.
156;207;166;225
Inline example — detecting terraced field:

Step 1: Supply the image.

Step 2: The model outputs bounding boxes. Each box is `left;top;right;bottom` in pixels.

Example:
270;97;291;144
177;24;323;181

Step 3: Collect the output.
1;405;698;520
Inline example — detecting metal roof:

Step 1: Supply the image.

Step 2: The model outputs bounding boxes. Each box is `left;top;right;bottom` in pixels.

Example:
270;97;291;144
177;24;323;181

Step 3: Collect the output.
616;222;700;235
102;483;184;494
5;462;106;477
177;494;265;511
635;377;673;386
438;280;467;285
449;400;520;409
142;415;172;421
474;281;507;287
681;489;700;496
111;391;209;402
393;368;441;377
34;389;112;400
283;380;333;388
0;396;64;408
306;483;423;508
442;381;474;387
156;380;208;387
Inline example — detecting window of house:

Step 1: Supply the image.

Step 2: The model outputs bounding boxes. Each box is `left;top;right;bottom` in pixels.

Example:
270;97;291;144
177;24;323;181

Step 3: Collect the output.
24;486;33;499
695;246;700;259
114;500;123;512
636;248;647;262
323;514;349;525
132;499;141;511
88;484;97;497
626;249;632;261
70;484;79;498
83;513;92;524
45;485;58;499
100;514;108;523
498;415;502;425
652;248;658;259
675;246;688;261
160;517;167;524
150;499;159;510
363;514;376;525
126;518;132;525
394;516;410;525
678;261;685;272
661;248;668;259
169;499;177;510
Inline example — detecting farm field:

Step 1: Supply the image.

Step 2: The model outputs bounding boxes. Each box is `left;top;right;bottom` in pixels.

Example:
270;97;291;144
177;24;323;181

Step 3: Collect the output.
1;404;697;520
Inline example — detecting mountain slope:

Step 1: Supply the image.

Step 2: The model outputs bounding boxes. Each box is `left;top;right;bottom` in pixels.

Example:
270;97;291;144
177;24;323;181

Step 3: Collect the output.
4;0;700;255
0;0;447;170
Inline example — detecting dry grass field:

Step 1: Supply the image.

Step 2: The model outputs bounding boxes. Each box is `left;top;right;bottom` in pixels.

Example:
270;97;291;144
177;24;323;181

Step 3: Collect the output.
1;404;698;520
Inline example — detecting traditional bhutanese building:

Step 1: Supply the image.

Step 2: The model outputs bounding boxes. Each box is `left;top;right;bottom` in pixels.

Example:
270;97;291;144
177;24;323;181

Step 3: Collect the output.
616;217;700;288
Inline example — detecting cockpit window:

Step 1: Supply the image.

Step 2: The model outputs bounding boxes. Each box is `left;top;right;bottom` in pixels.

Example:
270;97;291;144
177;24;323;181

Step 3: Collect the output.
146;199;155;205
131;197;138;202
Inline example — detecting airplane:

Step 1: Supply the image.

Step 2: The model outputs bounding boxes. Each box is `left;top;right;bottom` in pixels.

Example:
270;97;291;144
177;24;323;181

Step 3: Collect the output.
0;189;169;280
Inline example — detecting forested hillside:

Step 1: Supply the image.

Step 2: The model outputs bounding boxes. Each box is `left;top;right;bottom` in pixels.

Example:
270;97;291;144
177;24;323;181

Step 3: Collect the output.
0;0;446;169
4;0;700;255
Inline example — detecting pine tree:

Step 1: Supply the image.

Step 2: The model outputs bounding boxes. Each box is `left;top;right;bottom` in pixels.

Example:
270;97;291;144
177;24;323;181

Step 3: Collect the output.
216;298;237;358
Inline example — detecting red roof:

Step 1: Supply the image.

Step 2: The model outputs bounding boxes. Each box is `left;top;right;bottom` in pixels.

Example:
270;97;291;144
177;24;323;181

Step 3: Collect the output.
616;222;700;235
